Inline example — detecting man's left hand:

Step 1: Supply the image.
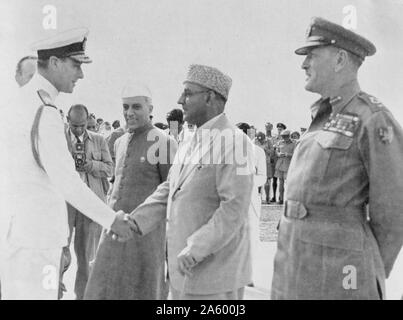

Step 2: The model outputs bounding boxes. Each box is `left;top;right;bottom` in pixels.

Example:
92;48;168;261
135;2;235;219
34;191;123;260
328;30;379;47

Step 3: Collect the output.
177;247;202;277
82;160;93;173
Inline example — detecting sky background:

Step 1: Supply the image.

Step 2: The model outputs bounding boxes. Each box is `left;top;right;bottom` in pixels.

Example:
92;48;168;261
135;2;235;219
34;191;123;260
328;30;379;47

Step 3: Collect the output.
1;0;403;132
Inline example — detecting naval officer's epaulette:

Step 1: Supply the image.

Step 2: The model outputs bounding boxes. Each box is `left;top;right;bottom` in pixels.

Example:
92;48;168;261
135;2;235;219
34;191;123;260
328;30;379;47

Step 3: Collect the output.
357;91;387;114
37;89;57;109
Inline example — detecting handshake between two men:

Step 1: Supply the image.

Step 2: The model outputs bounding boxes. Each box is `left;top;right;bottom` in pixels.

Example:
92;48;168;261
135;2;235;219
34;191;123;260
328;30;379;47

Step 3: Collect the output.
107;211;202;277
108;211;139;242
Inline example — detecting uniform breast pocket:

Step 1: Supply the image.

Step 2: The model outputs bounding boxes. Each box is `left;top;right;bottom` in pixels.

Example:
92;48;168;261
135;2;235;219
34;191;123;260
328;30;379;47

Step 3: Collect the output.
314;131;353;150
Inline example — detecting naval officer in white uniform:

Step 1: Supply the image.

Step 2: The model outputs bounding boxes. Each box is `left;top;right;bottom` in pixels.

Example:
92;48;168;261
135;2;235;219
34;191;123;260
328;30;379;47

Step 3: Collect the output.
0;28;135;300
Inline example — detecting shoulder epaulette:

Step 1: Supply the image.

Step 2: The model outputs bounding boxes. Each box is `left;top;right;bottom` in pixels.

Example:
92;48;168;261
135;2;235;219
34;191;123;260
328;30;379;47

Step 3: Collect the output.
37;89;57;109
357;92;387;113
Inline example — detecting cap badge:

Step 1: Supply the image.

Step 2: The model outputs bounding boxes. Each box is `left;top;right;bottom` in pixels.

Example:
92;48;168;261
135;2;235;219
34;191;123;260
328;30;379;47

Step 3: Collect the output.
82;37;87;51
305;24;313;38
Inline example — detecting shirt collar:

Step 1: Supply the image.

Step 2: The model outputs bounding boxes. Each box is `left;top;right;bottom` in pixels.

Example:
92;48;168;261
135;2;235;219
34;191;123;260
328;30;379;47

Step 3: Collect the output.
309;80;360;118
196;113;222;132
310;99;322;118
69;129;89;142
30;73;59;104
328;79;361;115
128;121;154;136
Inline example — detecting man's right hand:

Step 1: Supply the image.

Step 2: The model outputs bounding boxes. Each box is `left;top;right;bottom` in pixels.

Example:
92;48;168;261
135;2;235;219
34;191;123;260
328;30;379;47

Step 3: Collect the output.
109;210;137;242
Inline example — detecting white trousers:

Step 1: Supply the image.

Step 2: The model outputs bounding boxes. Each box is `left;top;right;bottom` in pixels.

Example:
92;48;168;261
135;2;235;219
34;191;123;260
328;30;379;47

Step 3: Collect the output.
0;242;61;300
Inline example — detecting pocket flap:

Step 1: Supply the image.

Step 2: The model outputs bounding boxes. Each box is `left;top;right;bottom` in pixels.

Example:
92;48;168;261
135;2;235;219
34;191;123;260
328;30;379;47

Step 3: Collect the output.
91;151;102;160
314;131;353;150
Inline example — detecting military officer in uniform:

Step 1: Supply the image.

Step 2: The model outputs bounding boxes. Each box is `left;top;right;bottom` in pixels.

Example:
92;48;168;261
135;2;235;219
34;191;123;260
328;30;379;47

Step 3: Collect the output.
274;130;296;205
270;123;286;203
0;28;135;299
263;123;276;203
271;17;403;299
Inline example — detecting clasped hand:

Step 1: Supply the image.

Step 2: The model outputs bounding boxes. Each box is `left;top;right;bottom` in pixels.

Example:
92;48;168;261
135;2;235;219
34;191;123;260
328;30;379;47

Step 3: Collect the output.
108;211;138;242
177;247;202;277
81;160;93;173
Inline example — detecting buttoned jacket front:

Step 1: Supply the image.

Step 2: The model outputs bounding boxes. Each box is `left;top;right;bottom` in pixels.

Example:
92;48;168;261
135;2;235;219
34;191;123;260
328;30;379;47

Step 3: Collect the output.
65;130;113;201
132;114;255;295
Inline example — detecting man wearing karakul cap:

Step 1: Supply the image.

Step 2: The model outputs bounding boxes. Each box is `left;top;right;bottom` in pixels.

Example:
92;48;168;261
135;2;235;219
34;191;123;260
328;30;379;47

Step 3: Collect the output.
84;83;177;300
0;28;134;299
271;17;403;299
123;65;255;299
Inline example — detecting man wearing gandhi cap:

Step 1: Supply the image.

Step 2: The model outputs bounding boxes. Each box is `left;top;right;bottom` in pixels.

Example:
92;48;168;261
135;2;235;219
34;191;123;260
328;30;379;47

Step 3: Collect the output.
272;17;403;299
126;65;255;299
84;83;177;300
0;28;135;299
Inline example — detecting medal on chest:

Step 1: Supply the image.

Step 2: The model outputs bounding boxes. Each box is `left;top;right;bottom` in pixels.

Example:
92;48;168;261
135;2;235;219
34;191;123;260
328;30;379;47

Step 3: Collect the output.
323;113;360;137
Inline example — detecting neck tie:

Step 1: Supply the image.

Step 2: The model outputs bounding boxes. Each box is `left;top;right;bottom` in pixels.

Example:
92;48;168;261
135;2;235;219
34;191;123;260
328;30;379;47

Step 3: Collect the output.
309;99;332;132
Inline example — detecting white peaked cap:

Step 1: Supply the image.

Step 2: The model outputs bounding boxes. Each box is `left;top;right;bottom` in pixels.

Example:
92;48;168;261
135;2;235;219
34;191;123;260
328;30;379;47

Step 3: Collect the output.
31;27;92;63
121;83;152;99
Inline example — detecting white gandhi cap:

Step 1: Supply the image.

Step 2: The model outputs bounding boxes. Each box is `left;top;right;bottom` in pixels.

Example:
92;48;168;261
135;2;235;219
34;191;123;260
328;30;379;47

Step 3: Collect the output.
121;83;152;100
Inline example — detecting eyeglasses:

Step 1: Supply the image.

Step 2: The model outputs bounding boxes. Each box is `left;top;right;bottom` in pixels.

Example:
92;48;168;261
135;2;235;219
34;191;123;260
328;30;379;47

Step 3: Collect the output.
181;90;211;100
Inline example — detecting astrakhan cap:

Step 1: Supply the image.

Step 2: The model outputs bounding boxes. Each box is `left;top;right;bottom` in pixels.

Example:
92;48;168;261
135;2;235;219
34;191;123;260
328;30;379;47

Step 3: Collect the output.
184;64;232;101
